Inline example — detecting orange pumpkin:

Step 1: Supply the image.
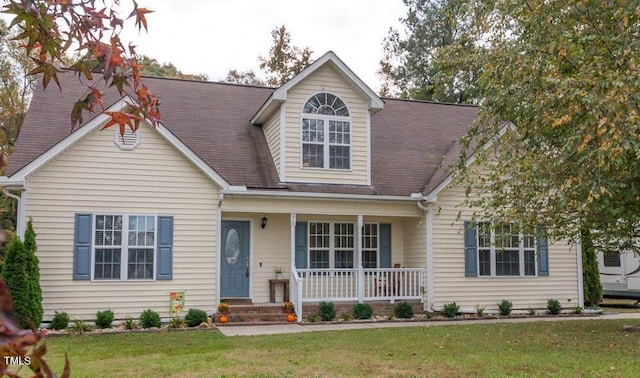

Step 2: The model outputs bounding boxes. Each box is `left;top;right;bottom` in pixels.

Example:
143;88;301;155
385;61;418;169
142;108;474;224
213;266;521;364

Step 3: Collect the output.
287;313;296;322
219;314;228;323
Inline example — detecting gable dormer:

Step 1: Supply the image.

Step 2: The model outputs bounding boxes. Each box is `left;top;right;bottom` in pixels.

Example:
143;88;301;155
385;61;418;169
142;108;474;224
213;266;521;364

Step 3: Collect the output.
252;51;383;186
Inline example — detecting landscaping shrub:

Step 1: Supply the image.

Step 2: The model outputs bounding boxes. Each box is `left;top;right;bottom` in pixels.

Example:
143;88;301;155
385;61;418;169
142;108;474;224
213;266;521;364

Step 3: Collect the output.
475;304;485;317
70;318;92;333
393;301;414;319
123;316;137;330
528;307;536;316
168;317;186;329
185;308;207;327
498;300;513;316
352;303;373;319
23;220;43;328
319;301;336;321
573;306;583;314
581;228;602;307
1;237;35;329
95;309;115;329
547;298;562;315
50;311;70;330
442;302;459;318
139;309;161;328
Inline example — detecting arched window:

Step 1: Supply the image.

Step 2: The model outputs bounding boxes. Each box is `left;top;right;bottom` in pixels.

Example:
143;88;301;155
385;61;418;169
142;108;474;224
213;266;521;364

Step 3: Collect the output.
301;93;351;169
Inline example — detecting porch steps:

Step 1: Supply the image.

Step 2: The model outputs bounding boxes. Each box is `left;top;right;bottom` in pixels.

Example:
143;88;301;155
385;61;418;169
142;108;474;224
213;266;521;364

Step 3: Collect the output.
216;303;294;326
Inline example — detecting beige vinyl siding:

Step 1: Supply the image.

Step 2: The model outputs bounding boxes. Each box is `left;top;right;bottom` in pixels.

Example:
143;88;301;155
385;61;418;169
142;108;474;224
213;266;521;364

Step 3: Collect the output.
26;125;219;321
223;196;421;217
285;64;369;184
431;185;580;311
403;216;427;306
263;108;281;176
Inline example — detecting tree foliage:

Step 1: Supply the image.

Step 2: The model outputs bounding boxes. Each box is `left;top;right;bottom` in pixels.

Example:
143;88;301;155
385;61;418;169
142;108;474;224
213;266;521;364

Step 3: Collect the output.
258;25;312;87
450;0;640;254
2;0;160;134
223;69;265;86
0;18;36;157
138;55;208;81
379;0;483;102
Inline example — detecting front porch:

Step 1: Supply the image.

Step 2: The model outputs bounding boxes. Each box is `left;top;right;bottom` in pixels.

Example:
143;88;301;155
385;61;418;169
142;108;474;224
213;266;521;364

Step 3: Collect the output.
219;202;428;322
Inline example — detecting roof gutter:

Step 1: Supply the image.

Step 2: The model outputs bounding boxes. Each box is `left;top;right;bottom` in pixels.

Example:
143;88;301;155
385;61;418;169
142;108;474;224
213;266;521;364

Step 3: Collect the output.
0;176;25;189
221;188;416;202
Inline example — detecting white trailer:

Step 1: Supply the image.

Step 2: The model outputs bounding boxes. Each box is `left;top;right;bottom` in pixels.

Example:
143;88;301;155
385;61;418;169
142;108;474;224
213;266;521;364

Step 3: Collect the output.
598;252;640;302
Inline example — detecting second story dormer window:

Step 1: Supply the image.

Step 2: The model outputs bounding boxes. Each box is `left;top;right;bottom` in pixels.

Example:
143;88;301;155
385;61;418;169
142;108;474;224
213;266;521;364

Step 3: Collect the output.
301;93;351;170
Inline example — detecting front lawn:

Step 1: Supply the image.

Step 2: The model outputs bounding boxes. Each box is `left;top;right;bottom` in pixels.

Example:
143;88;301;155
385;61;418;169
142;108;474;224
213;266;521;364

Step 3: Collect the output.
40;319;639;377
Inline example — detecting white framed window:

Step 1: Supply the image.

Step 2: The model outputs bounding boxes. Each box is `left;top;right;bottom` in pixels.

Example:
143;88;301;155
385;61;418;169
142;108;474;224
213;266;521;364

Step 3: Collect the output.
301;93;351;170
478;222;536;277
93;214;156;280
362;223;379;268
308;222;380;269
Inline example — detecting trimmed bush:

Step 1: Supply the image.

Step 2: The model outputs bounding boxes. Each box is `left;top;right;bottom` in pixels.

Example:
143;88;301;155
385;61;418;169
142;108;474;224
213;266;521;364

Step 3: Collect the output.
352;303;373;320
319;301;336;321
139;309;161;328
393;301;414;319
23;220;43;328
95;309;115;329
498;300;513;316
50;311;70;330
185;308;208;327
547;298;562;315
442;302;459;318
1;237;32;329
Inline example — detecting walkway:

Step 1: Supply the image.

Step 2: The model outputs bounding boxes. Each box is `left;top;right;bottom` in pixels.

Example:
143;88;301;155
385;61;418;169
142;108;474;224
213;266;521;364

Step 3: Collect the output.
217;312;640;337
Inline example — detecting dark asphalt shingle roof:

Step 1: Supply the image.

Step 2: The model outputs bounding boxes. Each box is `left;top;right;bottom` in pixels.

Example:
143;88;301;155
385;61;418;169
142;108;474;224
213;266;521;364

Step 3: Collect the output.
6;73;478;197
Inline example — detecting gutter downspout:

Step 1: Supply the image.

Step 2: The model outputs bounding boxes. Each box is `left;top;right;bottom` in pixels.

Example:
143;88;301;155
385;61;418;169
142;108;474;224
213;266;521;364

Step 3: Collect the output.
3;188;25;239
416;199;435;312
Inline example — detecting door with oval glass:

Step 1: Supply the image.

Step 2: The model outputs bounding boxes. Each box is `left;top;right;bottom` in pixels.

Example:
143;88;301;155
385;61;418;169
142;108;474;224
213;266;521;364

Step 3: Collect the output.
221;221;250;298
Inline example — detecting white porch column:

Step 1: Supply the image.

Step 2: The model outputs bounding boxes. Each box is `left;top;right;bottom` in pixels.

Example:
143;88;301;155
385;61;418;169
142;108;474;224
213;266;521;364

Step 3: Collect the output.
357;214;364;303
290;213;297;270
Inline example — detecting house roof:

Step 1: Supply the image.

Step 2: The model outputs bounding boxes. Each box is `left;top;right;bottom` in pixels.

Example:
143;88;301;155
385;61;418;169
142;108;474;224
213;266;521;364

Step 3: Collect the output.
5;73;477;197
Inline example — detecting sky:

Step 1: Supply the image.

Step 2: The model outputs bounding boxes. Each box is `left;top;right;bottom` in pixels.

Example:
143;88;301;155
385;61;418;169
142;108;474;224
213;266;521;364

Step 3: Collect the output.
115;0;408;91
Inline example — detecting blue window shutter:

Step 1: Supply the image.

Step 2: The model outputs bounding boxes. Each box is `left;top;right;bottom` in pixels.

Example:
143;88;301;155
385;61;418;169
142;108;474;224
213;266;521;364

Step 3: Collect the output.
295;223;307;269
379;223;392;268
157;216;174;280
73;213;92;280
537;225;549;276
464;221;478;277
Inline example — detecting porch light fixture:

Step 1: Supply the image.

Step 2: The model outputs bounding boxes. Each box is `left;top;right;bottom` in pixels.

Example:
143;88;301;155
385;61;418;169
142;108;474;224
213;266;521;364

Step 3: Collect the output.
261;216;268;229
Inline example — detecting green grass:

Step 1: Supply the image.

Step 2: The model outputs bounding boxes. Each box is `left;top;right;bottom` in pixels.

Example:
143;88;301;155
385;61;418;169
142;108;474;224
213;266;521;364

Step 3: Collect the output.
41;319;640;377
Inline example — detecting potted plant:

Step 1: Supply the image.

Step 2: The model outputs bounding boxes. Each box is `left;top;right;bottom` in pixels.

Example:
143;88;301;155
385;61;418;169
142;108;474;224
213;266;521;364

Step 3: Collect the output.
218;301;230;315
282;301;294;314
274;267;285;279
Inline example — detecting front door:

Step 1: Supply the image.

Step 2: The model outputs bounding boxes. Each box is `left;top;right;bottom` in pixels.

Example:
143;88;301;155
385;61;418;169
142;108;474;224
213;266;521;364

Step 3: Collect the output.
221;221;250;298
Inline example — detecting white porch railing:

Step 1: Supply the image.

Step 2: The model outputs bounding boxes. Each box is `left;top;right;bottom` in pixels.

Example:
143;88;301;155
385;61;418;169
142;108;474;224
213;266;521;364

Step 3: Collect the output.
292;268;423;321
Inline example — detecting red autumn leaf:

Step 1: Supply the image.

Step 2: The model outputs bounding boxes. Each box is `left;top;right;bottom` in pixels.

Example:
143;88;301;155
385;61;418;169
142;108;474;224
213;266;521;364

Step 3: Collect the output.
128;0;153;32
102;111;141;137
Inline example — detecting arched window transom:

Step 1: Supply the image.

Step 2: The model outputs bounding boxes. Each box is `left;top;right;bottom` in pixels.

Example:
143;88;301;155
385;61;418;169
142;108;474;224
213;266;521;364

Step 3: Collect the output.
301;93;351;169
